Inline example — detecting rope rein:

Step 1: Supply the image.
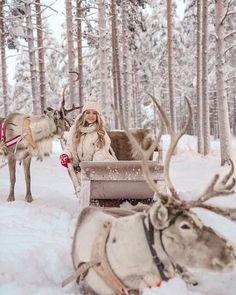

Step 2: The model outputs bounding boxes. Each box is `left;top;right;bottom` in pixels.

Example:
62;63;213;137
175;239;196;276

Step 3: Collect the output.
62;213;176;293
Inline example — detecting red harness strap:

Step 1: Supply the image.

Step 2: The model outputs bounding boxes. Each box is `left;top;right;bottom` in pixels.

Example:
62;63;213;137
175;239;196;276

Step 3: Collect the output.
0;120;28;148
0;121;5;142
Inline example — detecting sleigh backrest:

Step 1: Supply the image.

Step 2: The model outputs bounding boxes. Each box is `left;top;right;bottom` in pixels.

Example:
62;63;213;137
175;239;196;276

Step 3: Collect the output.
80;160;165;208
108;128;160;161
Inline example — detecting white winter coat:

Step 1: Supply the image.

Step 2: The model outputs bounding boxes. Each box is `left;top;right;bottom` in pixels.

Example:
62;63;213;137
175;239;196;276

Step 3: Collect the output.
64;122;117;164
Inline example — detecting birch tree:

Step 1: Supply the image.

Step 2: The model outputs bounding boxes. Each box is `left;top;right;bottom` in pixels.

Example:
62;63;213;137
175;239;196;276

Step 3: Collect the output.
121;0;129;126
35;0;46;113
202;0;210;155
0;0;8;116
166;0;176;131
111;0;122;128
215;0;232;165
25;0;40;114
65;0;76;105
98;0;108;118
196;0;203;153
76;0;83;105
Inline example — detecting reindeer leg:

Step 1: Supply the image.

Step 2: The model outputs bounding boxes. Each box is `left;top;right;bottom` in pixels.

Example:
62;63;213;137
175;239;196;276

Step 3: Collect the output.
7;155;16;202
23;156;33;202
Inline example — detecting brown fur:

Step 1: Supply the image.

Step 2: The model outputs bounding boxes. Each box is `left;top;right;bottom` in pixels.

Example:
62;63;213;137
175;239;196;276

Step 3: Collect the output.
108;129;157;160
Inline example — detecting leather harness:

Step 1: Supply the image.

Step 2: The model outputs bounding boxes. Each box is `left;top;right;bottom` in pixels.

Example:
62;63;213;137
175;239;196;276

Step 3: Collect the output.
0;118;37;150
62;218;171;294
141;216;170;282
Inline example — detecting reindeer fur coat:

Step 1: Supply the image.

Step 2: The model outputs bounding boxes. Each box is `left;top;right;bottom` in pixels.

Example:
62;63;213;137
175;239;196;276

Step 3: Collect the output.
64;117;116;164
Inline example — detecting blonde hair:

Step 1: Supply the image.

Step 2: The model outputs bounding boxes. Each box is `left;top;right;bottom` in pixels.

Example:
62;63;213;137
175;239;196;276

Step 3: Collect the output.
74;112;105;148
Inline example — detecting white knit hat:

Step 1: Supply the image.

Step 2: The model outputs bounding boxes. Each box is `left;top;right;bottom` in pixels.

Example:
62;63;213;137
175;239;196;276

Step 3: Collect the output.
82;96;101;114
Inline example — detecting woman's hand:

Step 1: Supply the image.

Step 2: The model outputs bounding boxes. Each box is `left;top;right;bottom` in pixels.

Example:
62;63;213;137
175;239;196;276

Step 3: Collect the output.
60;154;71;168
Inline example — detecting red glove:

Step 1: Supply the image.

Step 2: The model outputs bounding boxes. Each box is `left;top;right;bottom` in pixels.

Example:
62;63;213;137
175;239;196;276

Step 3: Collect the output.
60;154;71;168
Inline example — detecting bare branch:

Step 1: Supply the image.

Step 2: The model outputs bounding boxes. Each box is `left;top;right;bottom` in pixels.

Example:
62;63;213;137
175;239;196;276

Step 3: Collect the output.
220;0;233;25
224;44;236;56
224;30;236;40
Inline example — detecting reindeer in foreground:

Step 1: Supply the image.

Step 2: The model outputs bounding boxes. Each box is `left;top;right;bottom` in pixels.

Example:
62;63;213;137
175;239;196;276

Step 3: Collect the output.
0;74;81;202
62;96;236;295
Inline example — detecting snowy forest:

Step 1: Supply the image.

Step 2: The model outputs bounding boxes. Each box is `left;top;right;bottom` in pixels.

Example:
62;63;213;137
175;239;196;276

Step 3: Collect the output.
0;0;236;166
1;1;236;295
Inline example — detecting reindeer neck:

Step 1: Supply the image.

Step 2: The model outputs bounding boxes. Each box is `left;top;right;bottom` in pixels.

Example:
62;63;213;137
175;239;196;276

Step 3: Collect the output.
30;116;57;141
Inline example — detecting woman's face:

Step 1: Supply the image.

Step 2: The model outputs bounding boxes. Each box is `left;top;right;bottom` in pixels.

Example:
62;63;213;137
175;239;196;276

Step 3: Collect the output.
84;109;97;124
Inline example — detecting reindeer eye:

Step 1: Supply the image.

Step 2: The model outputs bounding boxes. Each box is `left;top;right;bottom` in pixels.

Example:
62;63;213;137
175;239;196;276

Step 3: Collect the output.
180;223;191;230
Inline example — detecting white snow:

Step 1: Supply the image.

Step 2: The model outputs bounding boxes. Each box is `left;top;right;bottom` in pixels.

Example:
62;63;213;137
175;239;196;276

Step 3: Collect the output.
1;137;236;295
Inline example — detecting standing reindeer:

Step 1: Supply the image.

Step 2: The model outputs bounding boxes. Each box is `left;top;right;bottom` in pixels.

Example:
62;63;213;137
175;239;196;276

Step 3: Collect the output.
62;96;236;295
0;74;81;202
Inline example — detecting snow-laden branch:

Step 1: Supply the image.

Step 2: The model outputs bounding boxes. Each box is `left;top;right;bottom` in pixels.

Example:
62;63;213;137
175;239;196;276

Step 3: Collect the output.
209;33;217;40
224;44;236;56
220;0;233;25
224;30;236;40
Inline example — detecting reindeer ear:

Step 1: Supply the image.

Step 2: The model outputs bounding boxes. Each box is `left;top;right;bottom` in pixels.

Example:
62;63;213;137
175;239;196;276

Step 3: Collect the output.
149;200;169;230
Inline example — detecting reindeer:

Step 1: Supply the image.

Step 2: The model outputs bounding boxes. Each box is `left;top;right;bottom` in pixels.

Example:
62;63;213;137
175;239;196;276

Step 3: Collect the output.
62;95;236;295
0;73;81;202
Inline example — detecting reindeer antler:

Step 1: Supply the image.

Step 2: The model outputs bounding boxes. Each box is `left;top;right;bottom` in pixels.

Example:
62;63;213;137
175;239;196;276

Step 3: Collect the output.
111;104;169;202
112;95;192;204
182;159;236;222
61;71;80;107
189;159;235;206
197;204;236;223
61;71;82;114
148;94;192;200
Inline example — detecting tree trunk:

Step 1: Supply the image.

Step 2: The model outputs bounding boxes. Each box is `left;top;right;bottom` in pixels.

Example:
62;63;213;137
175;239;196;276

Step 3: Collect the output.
166;0;176;131
111;0;120;128
213;91;218;139
131;60;137;127
65;0;76;106
215;0;232;165
0;0;8;116
202;0;210;155
76;0;83;105
121;0;129;126
35;0;46;113
98;0;108;119
196;0;203;153
25;0;40;115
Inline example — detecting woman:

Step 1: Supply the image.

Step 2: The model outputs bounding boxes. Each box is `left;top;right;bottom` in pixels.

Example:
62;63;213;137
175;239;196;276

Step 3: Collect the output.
60;98;117;172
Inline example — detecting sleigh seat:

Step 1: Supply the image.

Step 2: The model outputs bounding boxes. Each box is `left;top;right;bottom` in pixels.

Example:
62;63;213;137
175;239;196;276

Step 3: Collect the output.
79;129;164;208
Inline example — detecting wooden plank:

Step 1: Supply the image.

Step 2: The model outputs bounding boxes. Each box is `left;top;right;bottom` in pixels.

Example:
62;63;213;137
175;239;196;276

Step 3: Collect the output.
80;161;163;181
80;161;165;207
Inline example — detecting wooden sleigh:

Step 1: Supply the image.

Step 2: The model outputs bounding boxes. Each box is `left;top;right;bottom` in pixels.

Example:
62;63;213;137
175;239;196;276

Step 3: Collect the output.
79;129;165;208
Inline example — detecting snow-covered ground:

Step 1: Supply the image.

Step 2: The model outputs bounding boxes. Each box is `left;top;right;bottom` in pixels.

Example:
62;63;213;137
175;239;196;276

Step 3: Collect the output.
1;136;236;295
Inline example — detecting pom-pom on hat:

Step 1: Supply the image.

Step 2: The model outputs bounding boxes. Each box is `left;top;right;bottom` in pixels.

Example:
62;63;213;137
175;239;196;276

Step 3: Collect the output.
82;96;101;115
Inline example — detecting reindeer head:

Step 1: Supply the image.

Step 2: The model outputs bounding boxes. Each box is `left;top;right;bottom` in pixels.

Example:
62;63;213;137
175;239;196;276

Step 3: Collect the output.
44;72;82;137
114;95;236;273
149;200;235;271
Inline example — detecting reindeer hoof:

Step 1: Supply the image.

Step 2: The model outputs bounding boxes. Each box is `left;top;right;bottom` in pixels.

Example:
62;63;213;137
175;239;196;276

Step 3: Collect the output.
7;196;15;202
25;195;33;202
